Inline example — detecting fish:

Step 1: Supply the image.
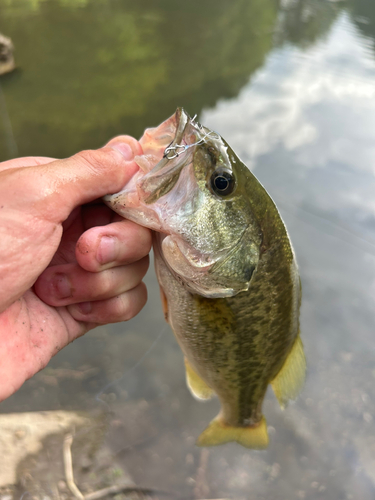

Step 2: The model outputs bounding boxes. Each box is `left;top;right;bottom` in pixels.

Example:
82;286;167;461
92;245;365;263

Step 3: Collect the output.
104;108;305;449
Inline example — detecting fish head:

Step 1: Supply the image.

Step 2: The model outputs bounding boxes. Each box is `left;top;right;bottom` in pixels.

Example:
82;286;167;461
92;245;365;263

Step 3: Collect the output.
104;108;262;298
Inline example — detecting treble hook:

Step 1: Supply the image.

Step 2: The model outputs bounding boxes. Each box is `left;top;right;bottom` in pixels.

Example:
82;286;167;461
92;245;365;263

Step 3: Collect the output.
164;143;188;160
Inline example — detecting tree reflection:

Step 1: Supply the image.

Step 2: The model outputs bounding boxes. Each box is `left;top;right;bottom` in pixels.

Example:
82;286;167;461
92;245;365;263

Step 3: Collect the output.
0;0;277;159
348;0;375;44
275;0;342;48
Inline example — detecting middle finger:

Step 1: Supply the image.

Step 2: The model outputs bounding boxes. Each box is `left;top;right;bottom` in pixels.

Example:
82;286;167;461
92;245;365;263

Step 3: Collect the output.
76;219;152;272
34;256;149;307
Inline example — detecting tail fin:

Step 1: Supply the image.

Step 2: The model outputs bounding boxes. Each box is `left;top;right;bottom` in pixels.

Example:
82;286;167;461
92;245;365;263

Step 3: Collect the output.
197;415;268;449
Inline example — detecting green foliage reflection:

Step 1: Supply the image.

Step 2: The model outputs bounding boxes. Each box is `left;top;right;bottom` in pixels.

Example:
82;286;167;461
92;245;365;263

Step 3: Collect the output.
275;0;342;49
0;0;277;159
348;0;375;45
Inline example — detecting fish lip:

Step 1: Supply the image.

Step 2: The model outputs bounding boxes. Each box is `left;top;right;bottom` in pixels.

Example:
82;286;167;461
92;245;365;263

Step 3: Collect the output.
167;234;224;271
156;233;241;298
104;107;218;210
135;110;194;203
157;236;214;288
161;238;249;298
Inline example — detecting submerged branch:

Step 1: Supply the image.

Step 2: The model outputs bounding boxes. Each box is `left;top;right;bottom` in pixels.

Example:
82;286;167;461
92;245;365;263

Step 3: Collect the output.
63;434;84;500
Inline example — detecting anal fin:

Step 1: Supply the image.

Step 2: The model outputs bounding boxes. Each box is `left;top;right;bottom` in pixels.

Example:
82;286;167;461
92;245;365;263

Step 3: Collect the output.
197;415;268;449
184;358;214;400
271;334;306;409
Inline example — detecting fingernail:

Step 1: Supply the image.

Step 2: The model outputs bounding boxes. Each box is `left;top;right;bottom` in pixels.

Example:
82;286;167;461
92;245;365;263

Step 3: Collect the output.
97;235;118;264
76;302;92;314
52;273;71;299
109;142;133;161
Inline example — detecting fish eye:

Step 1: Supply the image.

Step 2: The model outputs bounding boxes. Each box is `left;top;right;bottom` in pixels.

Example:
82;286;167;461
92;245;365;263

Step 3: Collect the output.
210;168;236;196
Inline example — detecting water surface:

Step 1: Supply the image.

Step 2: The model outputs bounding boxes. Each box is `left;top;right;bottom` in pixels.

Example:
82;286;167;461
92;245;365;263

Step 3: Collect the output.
1;1;375;499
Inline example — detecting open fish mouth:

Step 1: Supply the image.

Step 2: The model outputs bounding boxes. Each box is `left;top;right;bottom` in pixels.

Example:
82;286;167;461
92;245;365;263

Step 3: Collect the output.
105;109;218;208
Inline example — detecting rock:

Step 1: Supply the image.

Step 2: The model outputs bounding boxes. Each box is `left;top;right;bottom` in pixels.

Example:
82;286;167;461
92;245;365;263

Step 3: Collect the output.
0;411;91;486
0;34;15;76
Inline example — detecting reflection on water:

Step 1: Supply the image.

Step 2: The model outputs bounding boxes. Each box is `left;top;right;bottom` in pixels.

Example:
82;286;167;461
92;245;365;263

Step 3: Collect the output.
276;0;341;48
1;0;375;498
0;0;277;160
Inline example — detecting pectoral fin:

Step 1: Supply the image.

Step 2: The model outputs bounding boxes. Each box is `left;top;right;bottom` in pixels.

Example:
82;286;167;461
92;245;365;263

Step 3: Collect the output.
159;286;169;323
271;335;306;409
197;415;268;449
184;358;214;400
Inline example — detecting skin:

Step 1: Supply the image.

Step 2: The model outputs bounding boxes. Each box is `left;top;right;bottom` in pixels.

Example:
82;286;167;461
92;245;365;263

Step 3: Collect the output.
0;136;152;402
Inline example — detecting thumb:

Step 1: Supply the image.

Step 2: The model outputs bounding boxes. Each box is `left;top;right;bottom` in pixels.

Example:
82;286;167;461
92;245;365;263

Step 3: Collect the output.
2;136;143;223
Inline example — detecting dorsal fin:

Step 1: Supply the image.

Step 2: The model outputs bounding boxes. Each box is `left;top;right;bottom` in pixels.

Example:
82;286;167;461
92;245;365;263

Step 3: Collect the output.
271;335;306;409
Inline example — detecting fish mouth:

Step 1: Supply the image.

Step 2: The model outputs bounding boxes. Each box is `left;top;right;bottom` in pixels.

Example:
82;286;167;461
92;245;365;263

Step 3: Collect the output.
103;108;211;229
135;108;218;205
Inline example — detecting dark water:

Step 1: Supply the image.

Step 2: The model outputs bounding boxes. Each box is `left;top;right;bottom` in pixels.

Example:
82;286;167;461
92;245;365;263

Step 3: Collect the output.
1;0;375;499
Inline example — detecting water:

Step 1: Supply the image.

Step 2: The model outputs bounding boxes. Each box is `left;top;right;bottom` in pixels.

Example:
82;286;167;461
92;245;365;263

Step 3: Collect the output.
1;0;375;498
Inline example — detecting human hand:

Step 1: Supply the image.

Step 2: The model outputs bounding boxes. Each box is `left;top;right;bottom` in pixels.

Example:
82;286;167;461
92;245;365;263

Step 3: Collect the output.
0;137;152;401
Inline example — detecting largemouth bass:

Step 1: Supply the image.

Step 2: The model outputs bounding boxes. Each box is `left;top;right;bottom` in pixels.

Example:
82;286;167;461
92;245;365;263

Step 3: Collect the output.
104;109;305;449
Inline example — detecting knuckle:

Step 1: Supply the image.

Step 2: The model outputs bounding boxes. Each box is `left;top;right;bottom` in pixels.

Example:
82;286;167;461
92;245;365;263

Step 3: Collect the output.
119;284;147;322
96;270;115;297
107;294;133;322
74;148;119;173
94;295;131;324
80;283;147;325
115;295;133;321
74;149;102;171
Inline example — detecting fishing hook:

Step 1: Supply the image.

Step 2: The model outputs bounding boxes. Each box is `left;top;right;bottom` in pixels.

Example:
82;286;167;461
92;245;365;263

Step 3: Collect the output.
164;127;218;160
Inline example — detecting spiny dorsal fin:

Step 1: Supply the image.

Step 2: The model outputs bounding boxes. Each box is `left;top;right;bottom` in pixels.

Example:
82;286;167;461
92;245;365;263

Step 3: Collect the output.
197;415;269;449
271;335;306;409
184;358;214;400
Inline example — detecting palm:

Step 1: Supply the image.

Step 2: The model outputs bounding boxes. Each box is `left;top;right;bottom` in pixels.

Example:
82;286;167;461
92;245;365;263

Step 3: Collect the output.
1;205;102;394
